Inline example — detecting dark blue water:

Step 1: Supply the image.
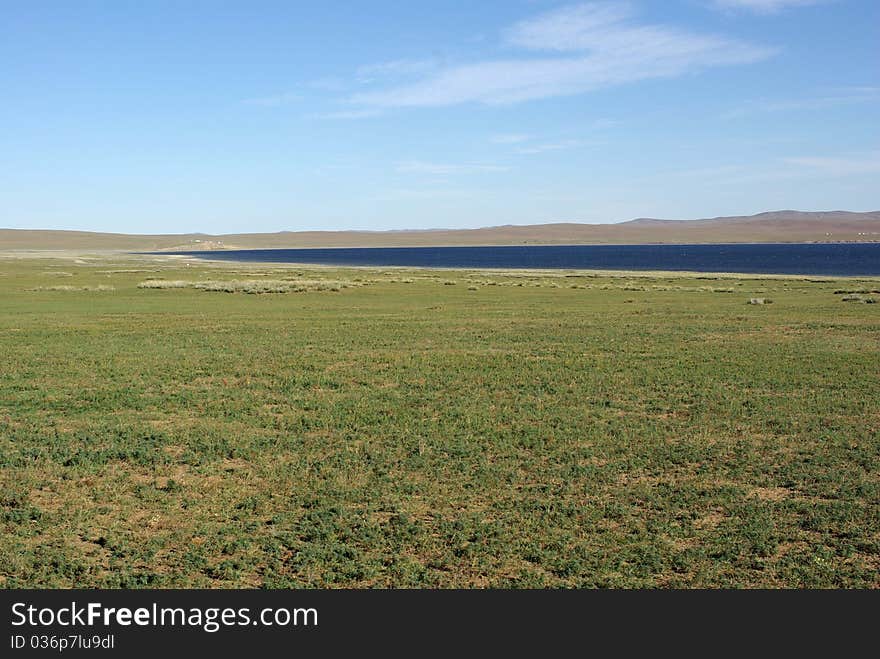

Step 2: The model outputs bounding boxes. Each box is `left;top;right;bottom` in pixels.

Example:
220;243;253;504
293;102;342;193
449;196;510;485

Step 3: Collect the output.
158;243;880;276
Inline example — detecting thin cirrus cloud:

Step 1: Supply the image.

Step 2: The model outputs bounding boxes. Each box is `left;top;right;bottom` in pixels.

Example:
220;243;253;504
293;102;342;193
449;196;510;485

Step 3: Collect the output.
490;134;532;144
782;152;880;176
515;139;583;155
721;87;880;119
492;120;616;147
242;92;301;107
316;108;386;120
347;2;775;109
396;160;510;176
711;0;828;14
632;151;880;188
356;58;439;82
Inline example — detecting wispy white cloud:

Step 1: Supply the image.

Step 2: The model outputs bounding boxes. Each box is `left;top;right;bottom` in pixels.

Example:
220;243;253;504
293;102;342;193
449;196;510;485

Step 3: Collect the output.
315;108;385;120
308;77;347;92
712;0;828;14
243;92;301;107
783;152;880;176
505;2;633;51
645;151;880;187
588;118;620;131
515;139;583;155
356;59;439;82
348;3;774;108
492;119;615;153
491;133;532;144
835;86;880;95
369;187;474;202
396;160;510;176
721;88;880;119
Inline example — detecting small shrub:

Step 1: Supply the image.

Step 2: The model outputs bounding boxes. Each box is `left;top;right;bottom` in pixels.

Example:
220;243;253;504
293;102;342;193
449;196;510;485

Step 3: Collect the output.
841;294;876;304
138;280;191;289
137;279;359;294
29;285;115;292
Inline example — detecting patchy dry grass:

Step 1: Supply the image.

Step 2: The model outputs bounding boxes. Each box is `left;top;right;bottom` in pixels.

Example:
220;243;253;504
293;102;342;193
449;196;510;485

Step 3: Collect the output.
1;257;878;588
137;279;362;294
28;285;116;292
840;294;877;304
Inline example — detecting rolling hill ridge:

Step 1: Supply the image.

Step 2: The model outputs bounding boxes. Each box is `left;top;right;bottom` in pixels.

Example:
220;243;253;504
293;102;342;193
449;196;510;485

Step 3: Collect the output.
2;210;878;251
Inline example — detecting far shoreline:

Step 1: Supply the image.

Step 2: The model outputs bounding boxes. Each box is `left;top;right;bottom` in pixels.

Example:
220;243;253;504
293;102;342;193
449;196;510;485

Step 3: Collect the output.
140;242;880;279
3;247;879;280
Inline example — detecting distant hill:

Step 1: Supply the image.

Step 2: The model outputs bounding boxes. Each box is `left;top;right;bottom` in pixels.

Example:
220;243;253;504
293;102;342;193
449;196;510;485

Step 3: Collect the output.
2;210;879;251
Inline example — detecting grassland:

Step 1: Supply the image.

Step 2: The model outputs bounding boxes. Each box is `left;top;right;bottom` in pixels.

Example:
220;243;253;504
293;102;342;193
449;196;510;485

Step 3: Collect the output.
0;255;878;588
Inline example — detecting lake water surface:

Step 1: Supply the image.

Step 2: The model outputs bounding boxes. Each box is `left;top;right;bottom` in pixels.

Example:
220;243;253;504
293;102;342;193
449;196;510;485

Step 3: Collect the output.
160;243;880;276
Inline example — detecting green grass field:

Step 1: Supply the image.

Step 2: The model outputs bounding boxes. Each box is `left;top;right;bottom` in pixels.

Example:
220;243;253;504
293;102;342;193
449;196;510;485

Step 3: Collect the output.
1;256;878;588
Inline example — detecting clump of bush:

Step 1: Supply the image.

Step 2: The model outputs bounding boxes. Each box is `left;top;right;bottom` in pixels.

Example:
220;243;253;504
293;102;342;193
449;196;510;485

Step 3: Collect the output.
137;279;360;294
748;298;772;305
138;280;191;289
841;294;876;304
29;285;115;292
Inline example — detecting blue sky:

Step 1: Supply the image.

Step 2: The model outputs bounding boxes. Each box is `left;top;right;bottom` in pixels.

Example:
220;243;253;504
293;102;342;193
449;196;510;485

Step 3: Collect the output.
1;0;878;233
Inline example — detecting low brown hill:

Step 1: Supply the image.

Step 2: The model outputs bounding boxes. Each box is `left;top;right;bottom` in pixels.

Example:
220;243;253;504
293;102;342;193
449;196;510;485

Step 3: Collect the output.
2;210;878;250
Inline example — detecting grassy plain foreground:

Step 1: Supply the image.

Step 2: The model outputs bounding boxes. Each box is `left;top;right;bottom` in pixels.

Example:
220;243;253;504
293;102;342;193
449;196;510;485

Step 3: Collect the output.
0;255;878;588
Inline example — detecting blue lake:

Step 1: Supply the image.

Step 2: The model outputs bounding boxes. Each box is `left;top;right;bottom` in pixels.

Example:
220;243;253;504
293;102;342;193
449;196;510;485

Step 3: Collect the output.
159;243;880;276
